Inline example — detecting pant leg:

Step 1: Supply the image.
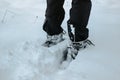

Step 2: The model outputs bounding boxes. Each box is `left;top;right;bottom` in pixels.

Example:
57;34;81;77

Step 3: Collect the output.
43;0;65;35
69;0;92;42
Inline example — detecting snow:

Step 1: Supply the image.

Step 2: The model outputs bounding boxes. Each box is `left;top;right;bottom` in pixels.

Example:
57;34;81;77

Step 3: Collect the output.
0;0;120;80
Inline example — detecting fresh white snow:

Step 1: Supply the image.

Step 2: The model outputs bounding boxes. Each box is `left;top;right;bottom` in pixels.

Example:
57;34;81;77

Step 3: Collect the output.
0;0;120;80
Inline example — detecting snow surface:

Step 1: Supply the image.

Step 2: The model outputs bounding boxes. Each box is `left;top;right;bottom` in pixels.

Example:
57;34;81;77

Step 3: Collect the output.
0;0;120;80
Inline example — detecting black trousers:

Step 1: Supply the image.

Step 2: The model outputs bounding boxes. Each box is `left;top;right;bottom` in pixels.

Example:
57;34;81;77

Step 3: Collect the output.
43;0;92;42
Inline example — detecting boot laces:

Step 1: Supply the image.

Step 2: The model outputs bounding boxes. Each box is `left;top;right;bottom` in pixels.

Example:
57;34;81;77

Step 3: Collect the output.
67;39;94;59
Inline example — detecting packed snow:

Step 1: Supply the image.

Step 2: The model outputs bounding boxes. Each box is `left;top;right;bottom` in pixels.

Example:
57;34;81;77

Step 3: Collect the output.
0;0;120;80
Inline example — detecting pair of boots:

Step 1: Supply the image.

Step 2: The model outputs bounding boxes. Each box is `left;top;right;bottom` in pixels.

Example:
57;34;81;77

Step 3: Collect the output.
43;32;94;60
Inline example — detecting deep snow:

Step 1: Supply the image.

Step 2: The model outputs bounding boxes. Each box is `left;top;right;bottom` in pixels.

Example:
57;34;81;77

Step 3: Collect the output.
0;0;120;80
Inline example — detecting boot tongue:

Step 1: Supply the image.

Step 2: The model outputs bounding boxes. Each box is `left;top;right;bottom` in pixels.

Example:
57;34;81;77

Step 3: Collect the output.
73;43;82;50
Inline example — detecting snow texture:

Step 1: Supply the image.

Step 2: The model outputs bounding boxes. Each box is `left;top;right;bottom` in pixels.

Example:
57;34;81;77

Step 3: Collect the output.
0;0;120;80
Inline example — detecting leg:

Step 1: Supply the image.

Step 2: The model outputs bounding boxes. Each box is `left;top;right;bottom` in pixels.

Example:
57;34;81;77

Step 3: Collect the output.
43;0;65;35
63;0;93;62
68;0;92;42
